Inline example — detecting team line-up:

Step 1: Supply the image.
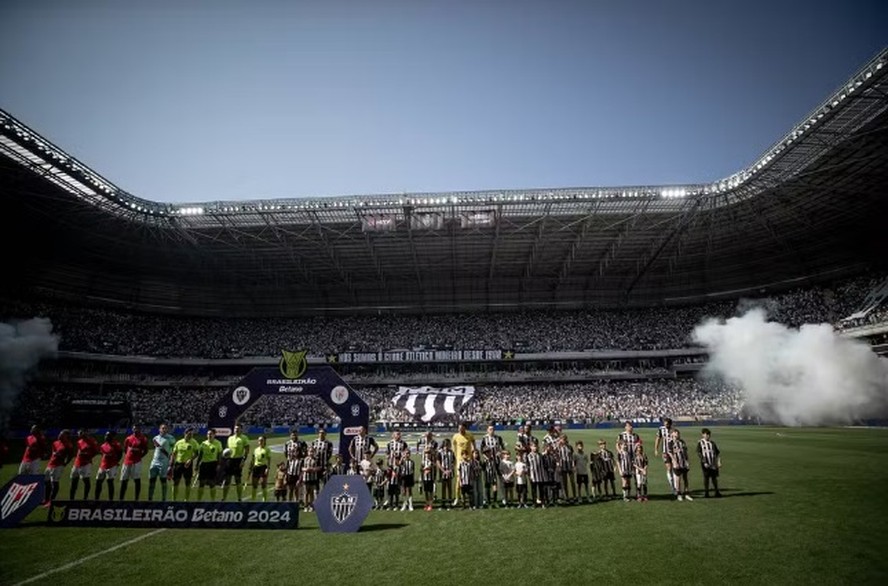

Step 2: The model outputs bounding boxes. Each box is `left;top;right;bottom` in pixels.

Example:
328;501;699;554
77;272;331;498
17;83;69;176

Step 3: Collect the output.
18;419;723;511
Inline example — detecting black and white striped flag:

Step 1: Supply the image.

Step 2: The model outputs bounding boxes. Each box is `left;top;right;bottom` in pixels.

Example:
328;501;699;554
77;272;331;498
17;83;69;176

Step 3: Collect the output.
391;386;475;422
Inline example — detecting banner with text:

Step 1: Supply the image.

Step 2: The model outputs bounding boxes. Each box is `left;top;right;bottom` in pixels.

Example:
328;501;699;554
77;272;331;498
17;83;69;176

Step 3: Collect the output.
46;501;299;530
329;349;513;364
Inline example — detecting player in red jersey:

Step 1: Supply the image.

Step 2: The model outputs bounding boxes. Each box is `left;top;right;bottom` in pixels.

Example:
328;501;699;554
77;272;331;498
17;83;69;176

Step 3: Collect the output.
43;429;73;505
120;424;149;501
69;429;100;500
19;425;47;475
94;431;124;500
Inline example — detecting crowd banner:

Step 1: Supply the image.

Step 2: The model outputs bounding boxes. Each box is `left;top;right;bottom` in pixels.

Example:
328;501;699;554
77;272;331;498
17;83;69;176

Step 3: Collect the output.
0;475;46;529
46;501;299;529
208;349;369;467
314;475;372;533
391;386;475;422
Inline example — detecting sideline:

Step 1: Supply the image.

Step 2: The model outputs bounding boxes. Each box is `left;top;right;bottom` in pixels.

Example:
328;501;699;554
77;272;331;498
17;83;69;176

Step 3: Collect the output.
12;528;167;586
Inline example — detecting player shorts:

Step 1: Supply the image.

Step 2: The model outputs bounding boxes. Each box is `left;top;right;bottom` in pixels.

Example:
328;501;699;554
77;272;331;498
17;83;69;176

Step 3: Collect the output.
701;466;719;479
252;465;269;480
400;476;415;489
45;466;64;482
604;471;615;481
70;464;92;479
274;488;287;500
422;480;435;493
226;457;244;480
149;462;170;479
199;462;219;486
576;474;589;487
172;463;193;483
96;466;118;481
120;463;142;480
503;480;515;489
286;473;300;487
19;460;41;475
673;467;688;475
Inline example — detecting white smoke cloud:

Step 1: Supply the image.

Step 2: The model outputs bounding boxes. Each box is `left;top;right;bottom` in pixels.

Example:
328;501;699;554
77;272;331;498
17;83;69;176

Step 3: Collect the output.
0;318;59;433
692;308;888;426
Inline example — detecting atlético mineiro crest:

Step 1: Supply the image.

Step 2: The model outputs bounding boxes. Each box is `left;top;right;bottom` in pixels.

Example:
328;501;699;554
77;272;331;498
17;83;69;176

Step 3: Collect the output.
331;488;357;524
0;475;46;529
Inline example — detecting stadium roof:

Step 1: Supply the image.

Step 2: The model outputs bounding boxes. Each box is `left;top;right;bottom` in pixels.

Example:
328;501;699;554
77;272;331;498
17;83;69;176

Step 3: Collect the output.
2;49;887;315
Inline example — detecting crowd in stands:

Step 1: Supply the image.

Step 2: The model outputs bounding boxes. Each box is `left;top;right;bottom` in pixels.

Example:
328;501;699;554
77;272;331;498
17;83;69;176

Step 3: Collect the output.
2;273;884;359
11;379;743;430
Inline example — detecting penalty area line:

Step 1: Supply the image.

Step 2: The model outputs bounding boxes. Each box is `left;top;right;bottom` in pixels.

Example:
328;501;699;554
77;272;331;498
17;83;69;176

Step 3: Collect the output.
12;528;167;586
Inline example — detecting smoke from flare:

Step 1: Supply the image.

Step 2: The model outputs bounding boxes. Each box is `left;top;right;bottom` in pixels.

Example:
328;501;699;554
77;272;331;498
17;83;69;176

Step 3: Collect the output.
0;318;59;433
692;308;888;426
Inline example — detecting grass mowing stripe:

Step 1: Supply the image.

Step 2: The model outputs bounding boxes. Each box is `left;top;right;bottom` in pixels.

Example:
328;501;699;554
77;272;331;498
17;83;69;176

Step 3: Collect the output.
10;528;167;586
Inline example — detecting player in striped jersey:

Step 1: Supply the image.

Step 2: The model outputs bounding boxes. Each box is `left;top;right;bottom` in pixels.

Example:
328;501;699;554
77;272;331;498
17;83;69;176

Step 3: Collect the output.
416;430;438;456
542;425;561;450
457;451;475;509
542;444;559;506
284;430;306;502
654;417;676;495
301;446;321;511
372;458;387;509
634;443;649;501
617;421;641;459
573;441;592;503
437;438;456;509
399;449;416;511
470;450;485;509
524;442;546;507
421;445;437;510
311;429;333;486
556;435;576;504
616;439;634;501
696;428;722;498
386;455;401;510
386;430;408;467
596;439;617;499
348;426;378;463
669;429;693;501
514;424;537;458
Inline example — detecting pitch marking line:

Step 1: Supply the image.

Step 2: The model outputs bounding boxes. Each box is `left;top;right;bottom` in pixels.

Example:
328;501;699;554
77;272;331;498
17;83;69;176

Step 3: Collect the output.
13;528;167;586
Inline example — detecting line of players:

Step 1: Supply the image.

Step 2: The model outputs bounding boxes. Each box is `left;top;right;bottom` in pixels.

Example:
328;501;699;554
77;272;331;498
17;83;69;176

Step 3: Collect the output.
18;419;722;509
340;420;723;511
17;422;272;506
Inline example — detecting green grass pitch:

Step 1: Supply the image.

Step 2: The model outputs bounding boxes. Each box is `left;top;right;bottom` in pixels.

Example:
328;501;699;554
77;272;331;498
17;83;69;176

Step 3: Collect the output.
1;425;887;585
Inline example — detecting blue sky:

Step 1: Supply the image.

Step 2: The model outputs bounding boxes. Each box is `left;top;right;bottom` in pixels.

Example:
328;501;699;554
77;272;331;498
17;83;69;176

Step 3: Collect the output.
1;0;885;203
